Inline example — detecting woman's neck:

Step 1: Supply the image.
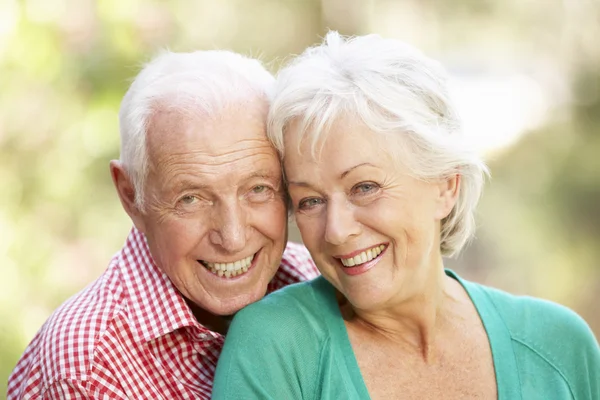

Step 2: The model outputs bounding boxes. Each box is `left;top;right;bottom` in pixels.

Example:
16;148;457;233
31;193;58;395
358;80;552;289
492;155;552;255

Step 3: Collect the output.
341;264;468;362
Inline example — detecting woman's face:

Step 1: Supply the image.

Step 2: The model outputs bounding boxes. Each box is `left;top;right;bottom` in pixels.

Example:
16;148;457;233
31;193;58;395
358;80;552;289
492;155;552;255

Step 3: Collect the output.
284;118;458;312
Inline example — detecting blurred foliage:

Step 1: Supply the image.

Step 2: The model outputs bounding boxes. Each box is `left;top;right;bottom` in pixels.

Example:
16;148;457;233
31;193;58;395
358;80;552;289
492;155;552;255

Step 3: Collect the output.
1;0;599;396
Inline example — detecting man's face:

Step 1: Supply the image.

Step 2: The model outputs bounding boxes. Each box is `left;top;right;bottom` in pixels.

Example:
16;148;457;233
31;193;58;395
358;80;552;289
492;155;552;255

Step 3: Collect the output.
137;100;288;315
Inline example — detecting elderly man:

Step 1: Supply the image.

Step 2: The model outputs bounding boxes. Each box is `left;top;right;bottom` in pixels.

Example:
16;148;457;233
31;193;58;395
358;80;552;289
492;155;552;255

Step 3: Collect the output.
7;50;318;399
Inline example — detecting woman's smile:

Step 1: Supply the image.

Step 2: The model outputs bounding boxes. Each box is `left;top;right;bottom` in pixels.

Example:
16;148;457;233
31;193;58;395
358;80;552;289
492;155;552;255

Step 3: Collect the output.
333;243;388;275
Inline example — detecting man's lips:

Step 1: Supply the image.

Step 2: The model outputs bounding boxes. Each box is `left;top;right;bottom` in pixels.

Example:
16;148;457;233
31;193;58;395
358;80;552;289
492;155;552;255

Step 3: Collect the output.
199;251;259;279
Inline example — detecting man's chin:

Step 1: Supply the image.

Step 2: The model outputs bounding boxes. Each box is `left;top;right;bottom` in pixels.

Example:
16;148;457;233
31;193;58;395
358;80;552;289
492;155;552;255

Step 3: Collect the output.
200;288;268;316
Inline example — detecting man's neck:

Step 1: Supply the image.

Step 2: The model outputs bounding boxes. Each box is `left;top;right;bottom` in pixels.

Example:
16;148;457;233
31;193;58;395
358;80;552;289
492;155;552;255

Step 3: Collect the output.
185;299;234;335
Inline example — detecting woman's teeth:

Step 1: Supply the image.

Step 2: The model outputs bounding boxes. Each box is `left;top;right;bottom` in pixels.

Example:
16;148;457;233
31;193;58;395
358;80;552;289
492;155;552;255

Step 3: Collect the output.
340;245;385;267
202;254;254;278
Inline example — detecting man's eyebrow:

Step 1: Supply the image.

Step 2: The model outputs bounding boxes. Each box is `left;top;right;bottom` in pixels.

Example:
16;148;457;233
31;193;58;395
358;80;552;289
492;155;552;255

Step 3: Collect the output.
244;170;280;181
170;179;211;192
171;171;280;192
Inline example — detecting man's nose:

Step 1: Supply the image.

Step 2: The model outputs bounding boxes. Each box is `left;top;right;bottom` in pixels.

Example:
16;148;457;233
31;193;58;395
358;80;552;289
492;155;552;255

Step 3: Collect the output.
209;200;247;253
324;199;361;246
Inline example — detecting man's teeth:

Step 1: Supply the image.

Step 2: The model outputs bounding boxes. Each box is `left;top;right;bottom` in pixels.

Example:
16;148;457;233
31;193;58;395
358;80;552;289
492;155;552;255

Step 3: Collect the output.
340;245;385;267
203;255;254;278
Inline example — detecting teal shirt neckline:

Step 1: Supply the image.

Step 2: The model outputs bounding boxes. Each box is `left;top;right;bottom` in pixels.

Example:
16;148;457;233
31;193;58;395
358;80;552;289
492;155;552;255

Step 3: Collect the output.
311;269;522;400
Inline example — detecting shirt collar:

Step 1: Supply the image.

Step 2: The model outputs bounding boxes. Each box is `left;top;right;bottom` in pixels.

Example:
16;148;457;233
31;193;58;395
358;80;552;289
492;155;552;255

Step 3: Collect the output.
118;227;218;343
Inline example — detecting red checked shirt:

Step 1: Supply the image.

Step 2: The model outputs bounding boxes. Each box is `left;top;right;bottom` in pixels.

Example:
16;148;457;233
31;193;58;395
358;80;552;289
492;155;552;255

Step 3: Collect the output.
7;228;319;399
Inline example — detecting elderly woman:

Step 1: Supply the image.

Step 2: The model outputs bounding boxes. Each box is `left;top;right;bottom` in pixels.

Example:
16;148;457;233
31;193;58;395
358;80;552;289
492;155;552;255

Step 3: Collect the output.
212;32;600;399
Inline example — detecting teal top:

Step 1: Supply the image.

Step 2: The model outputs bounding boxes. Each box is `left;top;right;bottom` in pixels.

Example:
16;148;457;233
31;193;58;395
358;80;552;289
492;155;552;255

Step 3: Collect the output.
212;271;600;399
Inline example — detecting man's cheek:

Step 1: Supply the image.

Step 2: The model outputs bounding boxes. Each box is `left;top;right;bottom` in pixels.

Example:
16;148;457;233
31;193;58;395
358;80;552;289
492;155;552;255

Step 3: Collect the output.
253;207;287;239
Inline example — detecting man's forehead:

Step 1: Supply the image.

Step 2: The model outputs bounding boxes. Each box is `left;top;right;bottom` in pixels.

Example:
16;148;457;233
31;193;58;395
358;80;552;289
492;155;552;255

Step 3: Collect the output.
146;100;270;155
142;100;282;190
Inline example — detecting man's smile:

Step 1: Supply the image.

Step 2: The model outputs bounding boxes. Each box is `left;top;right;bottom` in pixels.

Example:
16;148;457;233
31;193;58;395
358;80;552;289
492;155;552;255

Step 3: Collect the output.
199;251;258;278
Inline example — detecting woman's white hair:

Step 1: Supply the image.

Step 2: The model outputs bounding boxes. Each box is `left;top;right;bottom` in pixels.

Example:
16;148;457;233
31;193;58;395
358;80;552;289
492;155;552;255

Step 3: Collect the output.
119;49;275;209
268;31;489;257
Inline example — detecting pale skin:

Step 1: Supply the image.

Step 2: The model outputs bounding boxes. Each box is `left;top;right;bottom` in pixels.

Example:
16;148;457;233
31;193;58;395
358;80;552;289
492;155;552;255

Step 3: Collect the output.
110;98;288;330
285;117;496;399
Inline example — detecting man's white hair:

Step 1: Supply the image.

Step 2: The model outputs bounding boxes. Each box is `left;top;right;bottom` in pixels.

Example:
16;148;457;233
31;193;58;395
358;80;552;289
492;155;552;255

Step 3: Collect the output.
268;31;489;257
119;49;275;208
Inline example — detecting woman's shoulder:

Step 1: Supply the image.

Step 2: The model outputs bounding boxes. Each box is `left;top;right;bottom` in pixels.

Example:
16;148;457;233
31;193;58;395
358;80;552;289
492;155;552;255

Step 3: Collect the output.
229;275;334;340
468;279;599;376
474;281;599;397
214;277;338;398
474;282;594;342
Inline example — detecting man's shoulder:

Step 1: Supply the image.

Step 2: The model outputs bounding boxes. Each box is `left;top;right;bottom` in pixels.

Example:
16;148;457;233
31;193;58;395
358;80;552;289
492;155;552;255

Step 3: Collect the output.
46;264;126;342
273;242;319;287
281;241;316;271
9;259;127;391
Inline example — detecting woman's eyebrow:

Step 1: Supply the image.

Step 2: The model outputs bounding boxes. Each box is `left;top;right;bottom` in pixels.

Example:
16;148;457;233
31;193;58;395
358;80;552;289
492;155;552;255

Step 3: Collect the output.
339;162;376;179
288;163;378;187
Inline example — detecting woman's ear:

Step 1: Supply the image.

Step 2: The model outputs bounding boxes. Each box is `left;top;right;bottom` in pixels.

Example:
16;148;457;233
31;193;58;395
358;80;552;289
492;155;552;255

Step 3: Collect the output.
109;160;146;233
434;173;460;220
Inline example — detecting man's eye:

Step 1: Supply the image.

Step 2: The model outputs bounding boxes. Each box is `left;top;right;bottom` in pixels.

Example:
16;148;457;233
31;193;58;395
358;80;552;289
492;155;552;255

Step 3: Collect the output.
180;195;198;205
248;185;275;203
250;185;273;197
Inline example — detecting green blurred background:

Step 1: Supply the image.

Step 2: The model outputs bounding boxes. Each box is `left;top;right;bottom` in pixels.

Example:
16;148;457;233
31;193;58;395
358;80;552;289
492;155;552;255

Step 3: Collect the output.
1;0;599;396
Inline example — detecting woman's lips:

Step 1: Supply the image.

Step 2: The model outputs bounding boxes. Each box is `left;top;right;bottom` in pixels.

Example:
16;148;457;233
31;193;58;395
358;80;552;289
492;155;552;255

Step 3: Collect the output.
335;244;388;276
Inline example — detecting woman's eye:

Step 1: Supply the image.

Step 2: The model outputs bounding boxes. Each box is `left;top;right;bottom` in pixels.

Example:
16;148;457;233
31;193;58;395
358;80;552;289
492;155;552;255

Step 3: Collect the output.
352;182;379;194
298;197;324;210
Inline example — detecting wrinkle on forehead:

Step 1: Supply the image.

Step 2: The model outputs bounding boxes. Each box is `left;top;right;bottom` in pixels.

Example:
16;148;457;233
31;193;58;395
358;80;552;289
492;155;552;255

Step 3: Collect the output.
157;138;274;163
146;99;268;149
146;100;271;166
155;145;280;184
143;100;282;193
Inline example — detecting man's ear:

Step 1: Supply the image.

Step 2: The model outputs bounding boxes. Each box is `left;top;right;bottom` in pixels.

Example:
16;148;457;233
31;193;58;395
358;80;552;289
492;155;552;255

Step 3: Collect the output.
434;173;461;220
109;160;146;233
